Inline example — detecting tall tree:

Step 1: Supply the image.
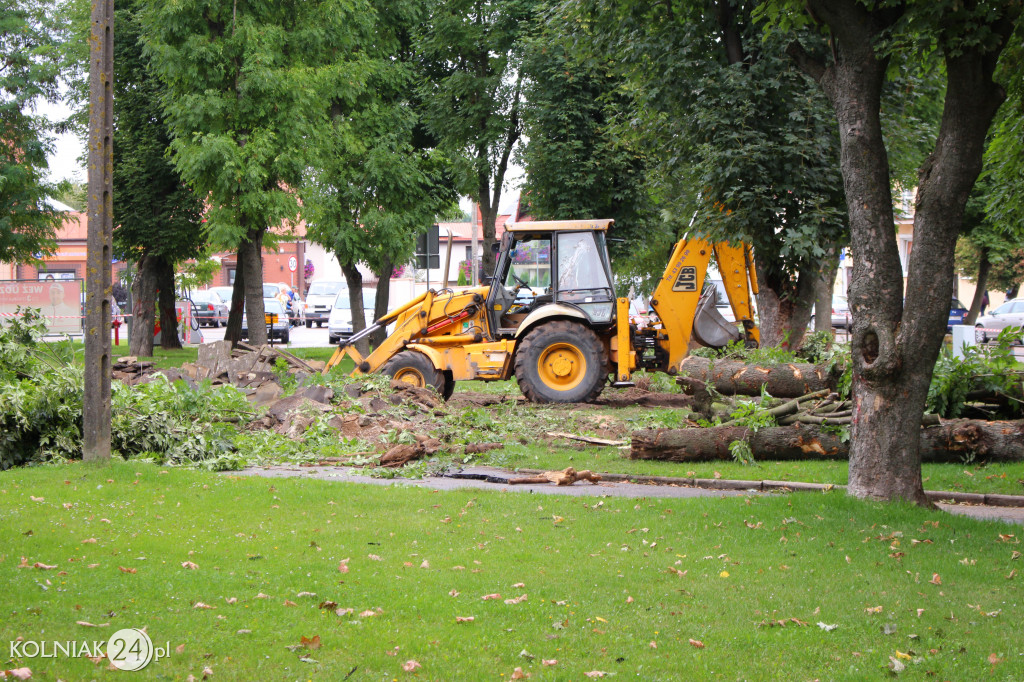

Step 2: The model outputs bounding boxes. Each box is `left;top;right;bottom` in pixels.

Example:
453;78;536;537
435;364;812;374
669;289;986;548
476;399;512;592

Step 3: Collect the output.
113;0;205;356
0;0;67;263
518;24;655;275
559;0;849;348
778;0;1020;504
303;0;457;355
417;0;537;277
142;0;354;345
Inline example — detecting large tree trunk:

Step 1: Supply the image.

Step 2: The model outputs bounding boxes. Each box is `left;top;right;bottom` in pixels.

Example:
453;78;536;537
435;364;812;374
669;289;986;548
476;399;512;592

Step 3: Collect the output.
340;261;368;357
155;256;181;350
753;260;816;350
129;254;157;357
677;356;835;398
240;227;267;346
792;0;1014;505
224;255;245;347
814;252;840;334
369;253;393;349
478;188;499;279
631;421;1024;463
965;248;991;325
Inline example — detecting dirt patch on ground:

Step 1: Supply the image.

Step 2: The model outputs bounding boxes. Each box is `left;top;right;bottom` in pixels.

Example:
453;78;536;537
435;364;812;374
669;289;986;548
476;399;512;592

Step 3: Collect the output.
592;389;694;409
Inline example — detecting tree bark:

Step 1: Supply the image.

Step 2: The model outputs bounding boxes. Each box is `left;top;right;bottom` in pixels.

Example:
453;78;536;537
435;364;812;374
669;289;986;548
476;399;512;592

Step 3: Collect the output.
155;256;181;349
753;260;816;350
340;260;368;357
678;356;835;398
370;253;393;348
630;420;1024;463
240;227;267;346
814;251;840;334
965;248;991;325
224;254;245;347
793;0;1015;505
128;254;156;357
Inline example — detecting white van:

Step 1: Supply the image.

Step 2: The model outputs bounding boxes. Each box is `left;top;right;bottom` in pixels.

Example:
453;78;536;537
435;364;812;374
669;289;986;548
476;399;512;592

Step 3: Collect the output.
304;281;346;328
328;289;377;344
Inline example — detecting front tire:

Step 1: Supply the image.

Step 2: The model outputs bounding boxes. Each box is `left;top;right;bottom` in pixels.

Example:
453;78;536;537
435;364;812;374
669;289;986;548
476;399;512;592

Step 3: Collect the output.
514;320;607;403
381;351;445;394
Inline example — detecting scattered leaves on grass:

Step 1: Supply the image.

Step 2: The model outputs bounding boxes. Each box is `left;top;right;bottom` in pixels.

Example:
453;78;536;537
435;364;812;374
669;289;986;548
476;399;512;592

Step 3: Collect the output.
865;606;883;614
989;653;1003;665
118;566;136;574
81;538;97;544
481;593;502;601
511;667;530;679
455;616;475;623
584;671;610;678
928;573;942;585
541;660;557;666
181;561;199;570
449;590;460;597
225;597;237;605
504;594;527;605
193;602;215;610
296;592;316;598
359;610;377;618
318;600;337;610
0;668;33;680
30;496;44;502
300;635;321;650
338;559;350;574
626;596;634;604
283;600;297;607
817;622;838;632
256;593;270;599
75;621;109;628
176;644;186;654
368;554;382;561
335;608;353;617
402;660;421;672
689;639;704;649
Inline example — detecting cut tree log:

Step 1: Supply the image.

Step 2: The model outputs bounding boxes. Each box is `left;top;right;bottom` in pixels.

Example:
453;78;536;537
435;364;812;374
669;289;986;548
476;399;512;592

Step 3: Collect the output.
677;356;836;398
631;420;1024;463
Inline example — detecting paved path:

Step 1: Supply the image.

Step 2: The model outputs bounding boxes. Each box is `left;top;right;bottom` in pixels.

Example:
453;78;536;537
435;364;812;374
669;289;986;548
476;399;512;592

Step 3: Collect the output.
234;465;1024;525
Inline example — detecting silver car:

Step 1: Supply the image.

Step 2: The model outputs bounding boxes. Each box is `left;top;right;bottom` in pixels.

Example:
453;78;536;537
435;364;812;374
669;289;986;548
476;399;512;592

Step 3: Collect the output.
976;298;1024;343
328;289;377;344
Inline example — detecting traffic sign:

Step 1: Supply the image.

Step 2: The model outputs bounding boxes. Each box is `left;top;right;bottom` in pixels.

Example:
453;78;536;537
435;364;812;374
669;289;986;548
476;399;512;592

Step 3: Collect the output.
288;256;297;272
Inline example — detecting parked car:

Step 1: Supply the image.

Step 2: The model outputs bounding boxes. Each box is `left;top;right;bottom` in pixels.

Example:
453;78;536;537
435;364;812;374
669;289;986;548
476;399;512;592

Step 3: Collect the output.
948;297;969;332
304;280;346;328
809;294;851;330
240;298;290;344
188;290;229;327
209;286;235;311
975;298;1024;343
328;289;377;344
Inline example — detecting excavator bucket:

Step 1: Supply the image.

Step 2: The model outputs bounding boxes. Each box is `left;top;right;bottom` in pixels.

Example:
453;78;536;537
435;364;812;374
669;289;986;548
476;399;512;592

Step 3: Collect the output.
691;291;741;348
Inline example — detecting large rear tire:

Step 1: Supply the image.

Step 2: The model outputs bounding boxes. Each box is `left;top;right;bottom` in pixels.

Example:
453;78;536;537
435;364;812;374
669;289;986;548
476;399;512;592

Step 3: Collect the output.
381;351;445;395
514;320;607;403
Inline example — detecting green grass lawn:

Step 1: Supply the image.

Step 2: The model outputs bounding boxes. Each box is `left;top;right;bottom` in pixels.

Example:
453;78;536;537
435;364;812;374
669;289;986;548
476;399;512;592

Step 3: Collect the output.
1;461;1022;680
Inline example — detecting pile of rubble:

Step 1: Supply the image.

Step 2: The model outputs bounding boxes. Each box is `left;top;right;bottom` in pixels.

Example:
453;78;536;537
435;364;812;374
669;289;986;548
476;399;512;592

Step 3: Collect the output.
111;356;157;385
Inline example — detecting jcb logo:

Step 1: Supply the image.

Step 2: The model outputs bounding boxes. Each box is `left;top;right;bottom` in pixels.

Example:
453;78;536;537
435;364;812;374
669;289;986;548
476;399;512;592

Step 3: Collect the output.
672;266;698;292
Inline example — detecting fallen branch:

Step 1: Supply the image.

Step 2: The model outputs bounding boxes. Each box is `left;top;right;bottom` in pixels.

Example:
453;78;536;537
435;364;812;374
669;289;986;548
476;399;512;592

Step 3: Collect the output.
547;432;627;447
508;467;603;486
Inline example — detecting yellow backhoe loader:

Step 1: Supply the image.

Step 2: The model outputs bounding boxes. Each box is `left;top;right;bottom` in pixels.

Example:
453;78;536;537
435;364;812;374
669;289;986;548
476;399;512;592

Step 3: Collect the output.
324;219;759;402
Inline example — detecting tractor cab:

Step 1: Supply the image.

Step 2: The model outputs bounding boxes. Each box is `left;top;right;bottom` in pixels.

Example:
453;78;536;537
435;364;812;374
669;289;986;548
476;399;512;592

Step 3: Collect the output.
485;220;617;339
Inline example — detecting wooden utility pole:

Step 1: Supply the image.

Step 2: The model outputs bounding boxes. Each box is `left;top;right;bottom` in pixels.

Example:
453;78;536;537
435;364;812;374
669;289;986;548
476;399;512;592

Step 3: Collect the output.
83;0;114;462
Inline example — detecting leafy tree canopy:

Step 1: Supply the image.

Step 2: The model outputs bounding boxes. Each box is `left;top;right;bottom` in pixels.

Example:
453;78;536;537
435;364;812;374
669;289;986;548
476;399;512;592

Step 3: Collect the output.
0;0;69;263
